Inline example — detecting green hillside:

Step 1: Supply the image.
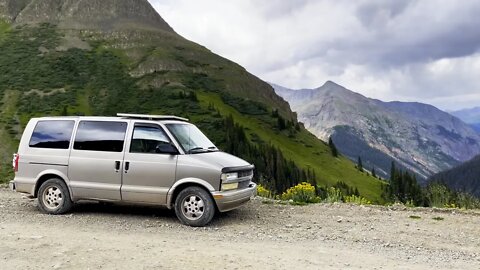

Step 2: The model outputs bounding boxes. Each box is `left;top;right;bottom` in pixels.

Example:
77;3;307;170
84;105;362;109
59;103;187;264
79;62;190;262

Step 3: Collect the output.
0;21;385;202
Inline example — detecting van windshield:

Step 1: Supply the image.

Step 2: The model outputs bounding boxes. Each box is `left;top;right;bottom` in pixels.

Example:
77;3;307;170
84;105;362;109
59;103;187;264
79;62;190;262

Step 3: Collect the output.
166;123;218;154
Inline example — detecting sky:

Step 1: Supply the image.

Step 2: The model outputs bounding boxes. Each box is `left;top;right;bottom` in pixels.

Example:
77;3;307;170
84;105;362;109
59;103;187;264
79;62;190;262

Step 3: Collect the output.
148;0;480;111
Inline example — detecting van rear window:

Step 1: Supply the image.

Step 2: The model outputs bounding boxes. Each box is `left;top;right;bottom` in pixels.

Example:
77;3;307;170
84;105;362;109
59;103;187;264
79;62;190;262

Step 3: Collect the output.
74;121;127;152
29;120;75;149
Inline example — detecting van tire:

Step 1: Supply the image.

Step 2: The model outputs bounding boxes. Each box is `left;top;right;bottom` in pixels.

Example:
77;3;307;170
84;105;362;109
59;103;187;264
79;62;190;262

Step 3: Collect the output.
37;178;73;215
174;186;215;227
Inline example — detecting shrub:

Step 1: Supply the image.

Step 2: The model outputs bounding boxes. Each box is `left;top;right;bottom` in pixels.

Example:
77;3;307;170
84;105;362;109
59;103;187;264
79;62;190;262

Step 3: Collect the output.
256;184;273;198
0;161;14;184
452;192;480;209
344;195;371;205
324;187;343;203
280;182;320;204
426;184;450;208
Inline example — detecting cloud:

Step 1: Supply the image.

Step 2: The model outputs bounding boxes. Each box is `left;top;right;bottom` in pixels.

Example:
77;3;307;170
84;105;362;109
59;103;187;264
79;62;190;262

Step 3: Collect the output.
148;0;480;110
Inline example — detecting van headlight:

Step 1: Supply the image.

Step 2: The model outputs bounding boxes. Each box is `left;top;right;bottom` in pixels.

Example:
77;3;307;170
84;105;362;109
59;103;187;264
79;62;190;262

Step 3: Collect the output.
221;172;238;181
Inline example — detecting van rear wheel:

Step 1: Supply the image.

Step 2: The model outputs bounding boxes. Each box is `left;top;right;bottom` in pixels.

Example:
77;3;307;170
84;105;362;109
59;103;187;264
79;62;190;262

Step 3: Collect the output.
38;178;73;215
174;186;215;227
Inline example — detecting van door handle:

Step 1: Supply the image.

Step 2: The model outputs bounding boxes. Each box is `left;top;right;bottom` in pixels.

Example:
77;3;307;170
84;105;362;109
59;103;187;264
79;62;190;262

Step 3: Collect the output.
115;161;120;171
124;161;130;172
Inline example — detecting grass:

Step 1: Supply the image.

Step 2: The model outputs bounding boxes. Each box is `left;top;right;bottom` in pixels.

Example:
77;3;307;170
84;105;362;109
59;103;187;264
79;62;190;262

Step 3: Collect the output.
432;217;444;221
409;215;421;219
0;20;10;36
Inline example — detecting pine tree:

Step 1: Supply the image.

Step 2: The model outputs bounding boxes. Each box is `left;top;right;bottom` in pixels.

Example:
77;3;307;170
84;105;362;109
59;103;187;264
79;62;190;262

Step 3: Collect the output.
277;116;286;130
328;137;338;157
295;122;301;131
372;166;376;178
390;161;396;182
61;105;68;116
357;156;363;172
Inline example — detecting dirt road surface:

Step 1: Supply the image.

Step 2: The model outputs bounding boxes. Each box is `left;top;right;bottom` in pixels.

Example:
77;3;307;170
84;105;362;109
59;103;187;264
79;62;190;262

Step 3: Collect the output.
0;188;479;269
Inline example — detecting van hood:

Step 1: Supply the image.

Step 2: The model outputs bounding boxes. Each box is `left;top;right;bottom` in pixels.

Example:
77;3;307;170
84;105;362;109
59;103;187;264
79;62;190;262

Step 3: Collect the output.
188;151;251;169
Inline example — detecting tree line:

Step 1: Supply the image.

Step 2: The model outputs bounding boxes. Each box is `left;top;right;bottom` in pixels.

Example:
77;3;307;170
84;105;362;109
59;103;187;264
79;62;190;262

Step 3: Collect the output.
221;115;316;194
382;161;480;208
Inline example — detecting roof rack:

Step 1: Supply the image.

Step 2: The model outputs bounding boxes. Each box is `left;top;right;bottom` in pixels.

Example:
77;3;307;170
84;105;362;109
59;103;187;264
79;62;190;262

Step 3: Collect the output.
117;113;189;122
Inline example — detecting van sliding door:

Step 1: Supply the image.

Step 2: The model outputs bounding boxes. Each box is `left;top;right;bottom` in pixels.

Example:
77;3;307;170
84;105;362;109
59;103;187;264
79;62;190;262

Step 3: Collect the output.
68;120;129;201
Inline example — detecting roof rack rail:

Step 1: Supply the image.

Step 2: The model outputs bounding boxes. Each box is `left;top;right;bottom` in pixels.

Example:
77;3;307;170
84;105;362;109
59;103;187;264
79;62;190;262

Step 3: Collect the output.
117;113;189;122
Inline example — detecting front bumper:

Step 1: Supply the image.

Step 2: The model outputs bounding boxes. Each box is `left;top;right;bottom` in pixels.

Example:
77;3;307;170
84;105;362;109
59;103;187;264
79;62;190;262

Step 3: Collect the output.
212;182;257;212
9;181;15;191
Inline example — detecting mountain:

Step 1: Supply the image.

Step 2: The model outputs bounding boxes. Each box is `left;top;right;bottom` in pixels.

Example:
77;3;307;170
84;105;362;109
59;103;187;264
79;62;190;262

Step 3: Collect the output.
1;0;175;32
0;0;385;201
450;107;480;133
272;81;480;181
429;154;480;197
472;124;480;132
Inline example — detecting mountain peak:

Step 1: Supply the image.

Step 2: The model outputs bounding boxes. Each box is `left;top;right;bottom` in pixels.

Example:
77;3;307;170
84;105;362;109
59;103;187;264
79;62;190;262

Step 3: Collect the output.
321;80;343;88
0;0;175;33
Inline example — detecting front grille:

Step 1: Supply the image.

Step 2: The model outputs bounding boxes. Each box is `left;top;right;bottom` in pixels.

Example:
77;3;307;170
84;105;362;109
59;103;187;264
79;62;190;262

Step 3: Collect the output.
238;169;253;178
238;180;251;189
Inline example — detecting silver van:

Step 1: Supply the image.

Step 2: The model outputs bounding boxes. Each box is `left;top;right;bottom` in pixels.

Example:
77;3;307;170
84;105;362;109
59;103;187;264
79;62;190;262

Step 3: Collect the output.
10;113;256;226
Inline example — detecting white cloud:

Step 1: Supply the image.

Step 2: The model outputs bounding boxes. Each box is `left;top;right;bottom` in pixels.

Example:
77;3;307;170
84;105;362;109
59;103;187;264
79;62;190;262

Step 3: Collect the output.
149;0;480;110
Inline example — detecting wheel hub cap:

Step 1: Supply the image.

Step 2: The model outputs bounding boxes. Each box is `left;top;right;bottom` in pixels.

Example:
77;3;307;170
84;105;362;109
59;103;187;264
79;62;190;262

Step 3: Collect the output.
42;186;63;210
182;195;205;220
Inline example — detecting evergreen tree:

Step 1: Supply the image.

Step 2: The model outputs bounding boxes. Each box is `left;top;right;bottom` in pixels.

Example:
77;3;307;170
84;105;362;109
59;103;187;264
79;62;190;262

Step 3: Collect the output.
390;161;396;182
277;116;286;130
372;166;376;178
271;109;279;118
328;137;338;157
295;122;301;131
357;156;363;172
61;105;68;116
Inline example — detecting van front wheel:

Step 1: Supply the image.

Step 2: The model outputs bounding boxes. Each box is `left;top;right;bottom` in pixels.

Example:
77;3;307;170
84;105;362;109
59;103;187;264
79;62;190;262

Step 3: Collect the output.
38;178;73;215
174;186;215;227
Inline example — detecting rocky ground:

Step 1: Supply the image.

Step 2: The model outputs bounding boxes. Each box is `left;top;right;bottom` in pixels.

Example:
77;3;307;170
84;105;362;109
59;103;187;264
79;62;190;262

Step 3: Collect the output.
0;187;479;269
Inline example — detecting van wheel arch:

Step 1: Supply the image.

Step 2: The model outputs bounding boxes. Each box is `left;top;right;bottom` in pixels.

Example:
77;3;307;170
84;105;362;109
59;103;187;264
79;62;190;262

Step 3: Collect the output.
34;174;69;198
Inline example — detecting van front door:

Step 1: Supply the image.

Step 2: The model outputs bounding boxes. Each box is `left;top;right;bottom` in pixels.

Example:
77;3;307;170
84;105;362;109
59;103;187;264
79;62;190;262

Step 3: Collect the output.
121;123;178;204
68;120;129;201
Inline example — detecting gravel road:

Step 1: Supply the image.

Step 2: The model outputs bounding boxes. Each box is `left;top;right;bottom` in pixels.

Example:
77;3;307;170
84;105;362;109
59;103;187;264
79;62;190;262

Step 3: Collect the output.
0;187;479;269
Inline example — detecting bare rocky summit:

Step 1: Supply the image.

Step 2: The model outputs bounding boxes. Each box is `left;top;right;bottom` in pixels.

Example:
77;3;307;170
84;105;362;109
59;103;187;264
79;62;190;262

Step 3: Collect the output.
0;0;174;32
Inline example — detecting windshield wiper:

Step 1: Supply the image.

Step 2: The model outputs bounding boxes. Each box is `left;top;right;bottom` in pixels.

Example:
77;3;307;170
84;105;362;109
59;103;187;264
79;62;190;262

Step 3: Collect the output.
207;146;219;152
188;147;208;154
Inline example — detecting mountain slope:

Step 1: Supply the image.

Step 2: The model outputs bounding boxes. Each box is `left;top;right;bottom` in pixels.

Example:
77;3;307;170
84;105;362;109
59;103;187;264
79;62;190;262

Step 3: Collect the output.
472;124;480;133
272;82;480;181
0;0;385;201
451;107;480;133
429;155;480;197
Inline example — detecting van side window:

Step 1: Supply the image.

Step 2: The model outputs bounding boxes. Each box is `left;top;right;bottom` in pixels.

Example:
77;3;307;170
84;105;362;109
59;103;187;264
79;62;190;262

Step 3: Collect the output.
130;125;171;154
29;120;75;149
74;121;127;152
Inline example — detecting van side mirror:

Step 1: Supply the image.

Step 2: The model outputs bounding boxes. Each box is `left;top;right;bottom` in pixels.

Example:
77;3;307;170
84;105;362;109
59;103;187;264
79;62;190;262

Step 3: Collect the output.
156;143;179;155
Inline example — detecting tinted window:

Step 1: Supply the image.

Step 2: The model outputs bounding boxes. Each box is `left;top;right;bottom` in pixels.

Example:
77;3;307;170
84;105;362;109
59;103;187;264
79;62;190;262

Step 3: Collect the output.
130;125;171;153
29;120;75;149
74;121;127;152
